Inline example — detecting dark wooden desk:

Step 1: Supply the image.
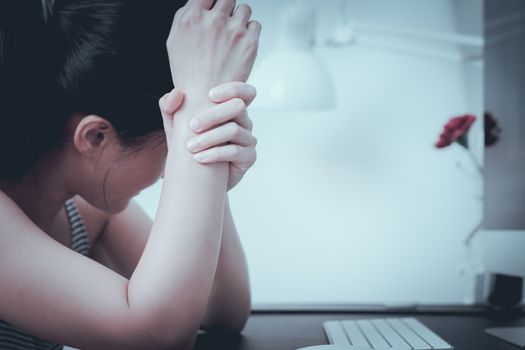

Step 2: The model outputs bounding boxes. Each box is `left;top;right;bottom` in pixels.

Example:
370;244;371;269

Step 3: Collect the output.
193;306;525;350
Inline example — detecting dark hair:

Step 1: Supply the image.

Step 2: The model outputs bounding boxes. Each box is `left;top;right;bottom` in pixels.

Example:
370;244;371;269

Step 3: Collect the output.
0;0;185;180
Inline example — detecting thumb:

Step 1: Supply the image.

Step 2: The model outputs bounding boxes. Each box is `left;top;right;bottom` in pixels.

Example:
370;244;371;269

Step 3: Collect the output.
159;88;184;121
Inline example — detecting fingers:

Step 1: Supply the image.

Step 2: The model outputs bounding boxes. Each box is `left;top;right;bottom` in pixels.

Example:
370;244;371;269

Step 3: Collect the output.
190;98;246;133
159;88;184;118
236;110;253;132
188;0;215;10
206;82;255;131
209;82;257;106
186;121;257;153
232;3;252;26
212;0;236;15
247;19;262;35
193;144;256;164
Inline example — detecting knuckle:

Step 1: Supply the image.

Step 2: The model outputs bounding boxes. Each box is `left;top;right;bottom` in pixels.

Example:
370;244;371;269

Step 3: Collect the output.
244;4;253;16
237;4;252;19
232;146;241;156
253;136;258;146
244;115;253;130
249;20;262;33
230;123;242;136
248;84;257;99
225;122;237;134
233;98;246;113
180;10;202;26
254;20;262;32
212;10;228;23
237;3;250;11
174;8;184;21
229;24;246;38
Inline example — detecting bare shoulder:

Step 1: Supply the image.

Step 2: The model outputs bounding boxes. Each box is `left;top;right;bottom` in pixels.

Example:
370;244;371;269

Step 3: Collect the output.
71;195;110;244
0;191;33;231
0;191;55;256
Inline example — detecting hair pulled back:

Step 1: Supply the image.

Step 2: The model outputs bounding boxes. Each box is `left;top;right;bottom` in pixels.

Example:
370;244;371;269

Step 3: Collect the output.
0;0;184;180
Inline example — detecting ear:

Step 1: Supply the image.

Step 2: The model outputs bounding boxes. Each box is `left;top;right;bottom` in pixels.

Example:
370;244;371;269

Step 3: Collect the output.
73;115;115;156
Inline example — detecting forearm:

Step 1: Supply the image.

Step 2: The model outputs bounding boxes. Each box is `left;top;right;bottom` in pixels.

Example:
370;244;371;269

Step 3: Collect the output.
201;194;251;331
127;95;228;344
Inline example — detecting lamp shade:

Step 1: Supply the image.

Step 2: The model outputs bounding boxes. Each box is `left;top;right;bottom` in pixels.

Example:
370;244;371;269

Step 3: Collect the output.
249;0;336;111
249;50;335;110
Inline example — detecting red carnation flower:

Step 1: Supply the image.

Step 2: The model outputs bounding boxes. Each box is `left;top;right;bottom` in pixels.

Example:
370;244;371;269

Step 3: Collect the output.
435;114;477;149
484;112;502;147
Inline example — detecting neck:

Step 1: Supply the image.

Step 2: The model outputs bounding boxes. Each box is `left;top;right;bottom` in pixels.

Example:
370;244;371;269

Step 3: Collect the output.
0;153;76;233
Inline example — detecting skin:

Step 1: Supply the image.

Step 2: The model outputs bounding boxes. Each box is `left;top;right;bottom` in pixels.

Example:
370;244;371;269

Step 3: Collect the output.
0;0;261;349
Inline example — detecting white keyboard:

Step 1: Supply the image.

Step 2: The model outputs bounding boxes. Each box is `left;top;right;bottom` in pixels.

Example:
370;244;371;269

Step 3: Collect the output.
323;317;453;350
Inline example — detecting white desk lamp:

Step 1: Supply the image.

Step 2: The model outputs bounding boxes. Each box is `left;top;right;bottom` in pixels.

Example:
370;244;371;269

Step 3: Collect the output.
249;0;336;111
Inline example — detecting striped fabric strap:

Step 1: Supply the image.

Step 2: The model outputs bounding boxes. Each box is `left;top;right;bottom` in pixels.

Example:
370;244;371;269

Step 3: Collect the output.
64;198;90;256
0;320;63;350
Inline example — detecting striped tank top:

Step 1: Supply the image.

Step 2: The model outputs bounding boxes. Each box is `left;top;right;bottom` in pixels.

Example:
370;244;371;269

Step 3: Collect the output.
0;198;91;350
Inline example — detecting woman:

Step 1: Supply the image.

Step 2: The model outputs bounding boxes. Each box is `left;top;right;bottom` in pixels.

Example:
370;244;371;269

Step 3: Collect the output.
0;0;261;349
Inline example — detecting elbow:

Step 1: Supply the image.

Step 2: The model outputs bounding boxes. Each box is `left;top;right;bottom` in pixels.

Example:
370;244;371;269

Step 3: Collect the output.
145;329;197;350
220;304;251;333
134;316;199;350
201;290;252;333
230;294;251;333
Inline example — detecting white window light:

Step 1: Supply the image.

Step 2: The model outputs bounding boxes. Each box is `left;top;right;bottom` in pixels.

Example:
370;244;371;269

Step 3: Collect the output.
250;0;487;111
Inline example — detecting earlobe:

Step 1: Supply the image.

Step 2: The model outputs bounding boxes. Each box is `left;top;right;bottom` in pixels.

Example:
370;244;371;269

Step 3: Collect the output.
73;115;113;155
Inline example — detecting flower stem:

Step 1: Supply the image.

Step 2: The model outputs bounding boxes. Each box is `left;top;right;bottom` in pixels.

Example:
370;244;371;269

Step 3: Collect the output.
467;147;483;175
464;220;482;246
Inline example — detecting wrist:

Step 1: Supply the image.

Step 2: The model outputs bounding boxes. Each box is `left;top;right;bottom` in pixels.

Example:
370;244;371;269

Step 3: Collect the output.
167;87;222;151
176;87;215;115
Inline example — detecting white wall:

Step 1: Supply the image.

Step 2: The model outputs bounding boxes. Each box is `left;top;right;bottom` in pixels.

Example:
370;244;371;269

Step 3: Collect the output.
136;0;525;306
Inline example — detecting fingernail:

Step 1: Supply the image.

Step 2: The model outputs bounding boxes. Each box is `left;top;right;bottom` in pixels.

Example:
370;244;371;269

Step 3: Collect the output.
194;152;207;161
167;88;178;103
190;119;201;132
186;138;199;152
209;88;220;100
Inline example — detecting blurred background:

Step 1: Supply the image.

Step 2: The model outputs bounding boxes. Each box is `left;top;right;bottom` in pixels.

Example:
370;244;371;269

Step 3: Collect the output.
135;0;525;306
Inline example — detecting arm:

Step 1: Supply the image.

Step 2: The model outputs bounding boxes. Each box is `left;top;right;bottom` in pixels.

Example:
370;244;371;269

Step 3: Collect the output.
0;49;227;350
0;1;260;349
0;193;166;350
200;194;251;332
126;93;229;347
0;113;228;350
91;194;251;332
127;0;260;344
92;82;258;331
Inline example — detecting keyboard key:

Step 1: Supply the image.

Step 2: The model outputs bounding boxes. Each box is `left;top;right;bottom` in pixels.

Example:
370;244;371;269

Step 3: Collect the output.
324;317;453;350
402;317;453;350
323;321;351;345
357;319;391;349
372;319;412;350
341;320;371;347
386;318;432;349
